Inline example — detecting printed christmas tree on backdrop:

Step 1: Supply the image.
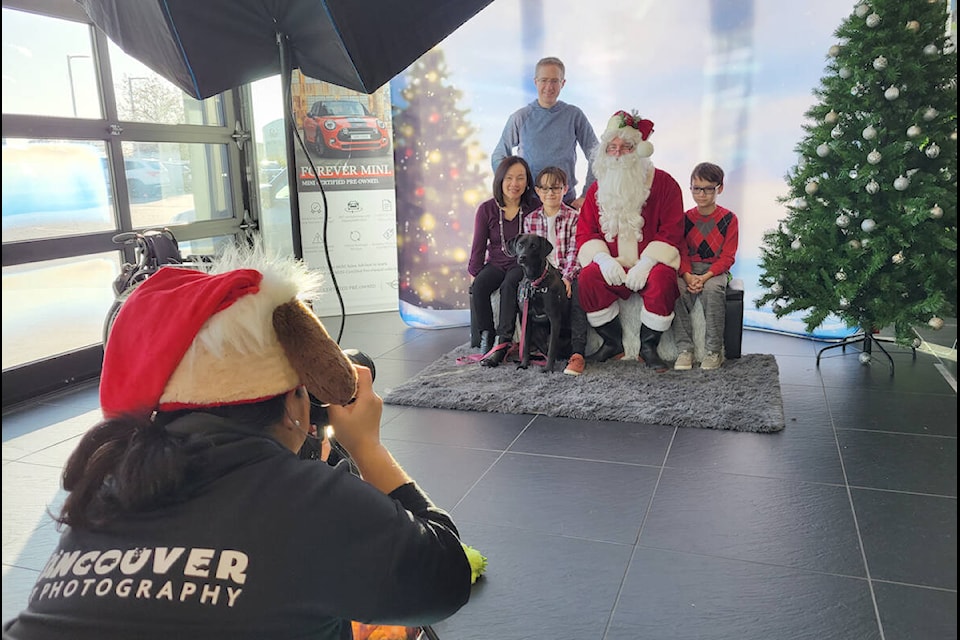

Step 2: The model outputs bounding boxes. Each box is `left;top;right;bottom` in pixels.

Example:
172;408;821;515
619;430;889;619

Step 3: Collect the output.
393;48;488;311
755;0;957;346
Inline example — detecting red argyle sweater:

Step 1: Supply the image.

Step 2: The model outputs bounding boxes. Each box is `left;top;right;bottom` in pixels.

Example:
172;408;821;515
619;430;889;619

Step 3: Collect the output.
679;205;739;276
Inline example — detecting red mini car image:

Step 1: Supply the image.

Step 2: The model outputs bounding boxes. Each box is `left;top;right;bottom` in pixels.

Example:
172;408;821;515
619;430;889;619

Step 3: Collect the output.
302;99;391;157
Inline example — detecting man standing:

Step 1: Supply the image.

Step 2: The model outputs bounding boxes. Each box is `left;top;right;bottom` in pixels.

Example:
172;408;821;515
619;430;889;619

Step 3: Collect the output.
575;110;684;373
491;57;598;209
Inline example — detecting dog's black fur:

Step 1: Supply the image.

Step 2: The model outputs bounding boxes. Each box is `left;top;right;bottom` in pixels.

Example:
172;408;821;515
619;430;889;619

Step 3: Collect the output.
508;234;571;373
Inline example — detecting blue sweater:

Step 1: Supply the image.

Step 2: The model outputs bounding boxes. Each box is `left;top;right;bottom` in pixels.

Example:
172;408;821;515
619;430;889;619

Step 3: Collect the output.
491;100;599;202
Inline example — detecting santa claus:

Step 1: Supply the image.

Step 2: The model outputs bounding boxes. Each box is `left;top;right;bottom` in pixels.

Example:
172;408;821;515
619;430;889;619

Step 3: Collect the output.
575;110;684;373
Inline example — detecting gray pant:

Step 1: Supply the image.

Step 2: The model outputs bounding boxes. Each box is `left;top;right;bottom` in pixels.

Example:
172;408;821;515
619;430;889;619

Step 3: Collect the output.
674;262;728;354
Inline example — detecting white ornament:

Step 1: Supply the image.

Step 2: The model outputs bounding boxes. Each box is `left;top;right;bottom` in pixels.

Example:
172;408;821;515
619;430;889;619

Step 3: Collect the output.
859;352;872;365
831;125;843;139
922;107;939;121
865;180;880;194
906;125;922;138
906;20;920;32
929;204;943;219
791;238;802;250
861;237;871;247
817;143;831;157
861;218;877;232
824;109;839;124
839;67;852;79
923;44;938;56
866;13;881;27
891;252;905;264
839;297;850;309
848;239;861;249
893;175;910;191
836;214;851;228
862;125;877;140
924;143;940;158
872;56;888;70
794;198;808;210
835;270;847;281
855;3;870;17
884;86;900;100
928;317;944;330
849;169;858;179
867;149;882;164
770;283;783;295
828;44;842;57
805;182;819;195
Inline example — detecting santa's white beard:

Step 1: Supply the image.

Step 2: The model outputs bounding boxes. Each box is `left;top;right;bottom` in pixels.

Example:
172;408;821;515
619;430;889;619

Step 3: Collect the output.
594;152;653;243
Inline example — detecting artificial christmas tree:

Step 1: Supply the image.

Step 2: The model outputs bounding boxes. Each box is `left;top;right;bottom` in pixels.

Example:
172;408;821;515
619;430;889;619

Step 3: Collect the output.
755;0;957;368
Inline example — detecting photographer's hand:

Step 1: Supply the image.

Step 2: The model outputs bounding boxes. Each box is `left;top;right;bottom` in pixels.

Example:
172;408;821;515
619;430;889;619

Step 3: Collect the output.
325;365;411;495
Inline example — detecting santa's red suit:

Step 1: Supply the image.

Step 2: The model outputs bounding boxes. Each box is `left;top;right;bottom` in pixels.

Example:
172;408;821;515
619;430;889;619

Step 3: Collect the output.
575;168;684;332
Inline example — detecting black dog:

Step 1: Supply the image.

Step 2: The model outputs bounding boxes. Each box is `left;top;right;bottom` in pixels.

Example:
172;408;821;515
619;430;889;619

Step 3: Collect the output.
508;234;571;373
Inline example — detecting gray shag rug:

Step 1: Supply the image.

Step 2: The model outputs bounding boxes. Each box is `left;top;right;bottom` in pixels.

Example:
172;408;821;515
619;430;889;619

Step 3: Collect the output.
383;344;785;433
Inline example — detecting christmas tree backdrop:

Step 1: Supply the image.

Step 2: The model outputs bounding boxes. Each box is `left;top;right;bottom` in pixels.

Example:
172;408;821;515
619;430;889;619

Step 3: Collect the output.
392;48;488;317
755;0;957;346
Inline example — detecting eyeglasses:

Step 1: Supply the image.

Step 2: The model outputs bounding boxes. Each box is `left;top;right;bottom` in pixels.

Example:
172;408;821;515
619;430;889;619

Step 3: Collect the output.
690;185;718;194
605;143;635;154
535;78;562;86
536;185;565;193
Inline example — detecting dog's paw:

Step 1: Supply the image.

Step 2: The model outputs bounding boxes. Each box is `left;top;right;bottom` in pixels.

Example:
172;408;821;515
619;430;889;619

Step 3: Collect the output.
516;363;529;370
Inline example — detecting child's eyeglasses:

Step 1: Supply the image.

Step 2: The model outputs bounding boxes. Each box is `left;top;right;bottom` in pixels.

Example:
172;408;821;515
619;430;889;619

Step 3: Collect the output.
536;186;565;193
690;186;718;194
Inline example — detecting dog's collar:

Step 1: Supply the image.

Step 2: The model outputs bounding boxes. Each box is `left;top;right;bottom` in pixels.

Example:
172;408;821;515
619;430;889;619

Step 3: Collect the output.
529;264;550;287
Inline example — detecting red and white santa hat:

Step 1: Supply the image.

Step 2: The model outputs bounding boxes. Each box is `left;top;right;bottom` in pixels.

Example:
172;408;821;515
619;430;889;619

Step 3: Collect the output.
100;251;358;419
602;110;655;158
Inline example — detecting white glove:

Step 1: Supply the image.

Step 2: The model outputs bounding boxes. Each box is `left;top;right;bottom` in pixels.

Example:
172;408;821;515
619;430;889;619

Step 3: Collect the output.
594;253;626;287
625;257;656;291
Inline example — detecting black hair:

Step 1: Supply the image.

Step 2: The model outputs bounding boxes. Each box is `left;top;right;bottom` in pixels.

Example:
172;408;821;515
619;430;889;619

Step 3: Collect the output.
492;155;537;210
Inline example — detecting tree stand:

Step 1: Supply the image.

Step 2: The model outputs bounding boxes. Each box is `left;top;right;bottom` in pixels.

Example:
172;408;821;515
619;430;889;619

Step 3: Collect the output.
815;327;916;375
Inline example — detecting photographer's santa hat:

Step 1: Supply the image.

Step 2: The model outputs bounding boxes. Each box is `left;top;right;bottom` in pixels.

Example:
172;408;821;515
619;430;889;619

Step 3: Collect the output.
602;110;655;158
100;251;358;419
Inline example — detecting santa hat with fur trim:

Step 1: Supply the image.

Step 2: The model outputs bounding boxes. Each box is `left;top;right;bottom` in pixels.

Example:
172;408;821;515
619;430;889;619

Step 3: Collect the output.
100;250;358;419
602;110;655;158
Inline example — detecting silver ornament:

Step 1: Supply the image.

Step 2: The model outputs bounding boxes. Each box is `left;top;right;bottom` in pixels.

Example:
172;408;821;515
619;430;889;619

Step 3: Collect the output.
891;252;905;264
922;107;939;121
838;67;852;79
859;352;872;365
828;44;842;57
831;125;843;139
861;218;876;232
884;86;900;100
893;175;910;191
835;270;847;281
836;214;851;228
867;149;882;164
805;182;819;195
929;204;943;219
770;283;783;295
791;238;802;250
849;169;858;179
824;109;839;124
907;125;922;138
872;56;888;70
855;3;870;17
862;125;877;140
866;13;881;27
817;143;831;157
906;20;920;32
794;198;808;210
928;317;944;330
924;143;940;158
923;44;938;56
865;180;880;194
861;237;871;247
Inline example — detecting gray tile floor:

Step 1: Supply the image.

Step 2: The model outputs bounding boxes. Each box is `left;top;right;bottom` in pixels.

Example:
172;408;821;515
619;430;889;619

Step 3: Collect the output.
3;313;957;640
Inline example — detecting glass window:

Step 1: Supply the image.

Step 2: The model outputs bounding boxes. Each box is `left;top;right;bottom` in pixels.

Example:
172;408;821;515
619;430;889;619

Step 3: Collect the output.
108;42;224;126
1;139;114;242
2;254;119;369
1;8;101;119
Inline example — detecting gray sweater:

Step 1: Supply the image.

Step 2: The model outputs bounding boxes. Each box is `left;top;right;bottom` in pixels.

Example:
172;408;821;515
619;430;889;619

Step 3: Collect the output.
492;100;599;202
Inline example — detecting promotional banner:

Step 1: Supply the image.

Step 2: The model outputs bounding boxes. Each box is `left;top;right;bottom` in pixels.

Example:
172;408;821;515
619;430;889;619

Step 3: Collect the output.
291;73;399;316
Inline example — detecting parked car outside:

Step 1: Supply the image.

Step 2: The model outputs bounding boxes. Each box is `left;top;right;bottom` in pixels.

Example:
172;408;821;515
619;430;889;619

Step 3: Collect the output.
123;158;171;200
302;99;390;157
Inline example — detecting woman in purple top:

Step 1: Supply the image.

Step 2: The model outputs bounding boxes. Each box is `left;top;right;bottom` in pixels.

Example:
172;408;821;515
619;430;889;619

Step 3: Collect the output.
468;156;538;358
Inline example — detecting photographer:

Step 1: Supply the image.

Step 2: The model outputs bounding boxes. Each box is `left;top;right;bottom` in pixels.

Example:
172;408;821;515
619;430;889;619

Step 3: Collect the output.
3;252;472;640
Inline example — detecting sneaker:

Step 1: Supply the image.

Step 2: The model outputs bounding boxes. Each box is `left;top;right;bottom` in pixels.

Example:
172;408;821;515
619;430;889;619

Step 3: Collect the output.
563;353;585;376
674;350;694;371
701;352;724;370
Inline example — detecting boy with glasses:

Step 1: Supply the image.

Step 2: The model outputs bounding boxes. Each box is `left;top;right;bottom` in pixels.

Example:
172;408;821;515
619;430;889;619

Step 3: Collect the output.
491;57;599;209
673;162;740;370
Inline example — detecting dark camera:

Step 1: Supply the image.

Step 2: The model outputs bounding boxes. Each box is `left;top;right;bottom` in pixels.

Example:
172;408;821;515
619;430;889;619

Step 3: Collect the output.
299;349;375;462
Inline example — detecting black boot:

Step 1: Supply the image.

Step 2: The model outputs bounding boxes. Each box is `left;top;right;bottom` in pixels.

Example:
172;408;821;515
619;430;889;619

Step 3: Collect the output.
481;337;511;367
479;330;494;355
639;324;669;373
586;317;624;363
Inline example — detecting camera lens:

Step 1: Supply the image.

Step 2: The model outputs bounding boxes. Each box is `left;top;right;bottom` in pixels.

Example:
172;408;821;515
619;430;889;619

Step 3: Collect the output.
299;349;374;461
